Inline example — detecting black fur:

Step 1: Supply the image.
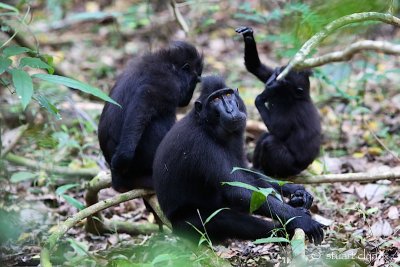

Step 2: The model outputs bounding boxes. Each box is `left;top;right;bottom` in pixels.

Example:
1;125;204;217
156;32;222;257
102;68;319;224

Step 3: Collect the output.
236;26;322;179
98;41;203;192
153;75;324;244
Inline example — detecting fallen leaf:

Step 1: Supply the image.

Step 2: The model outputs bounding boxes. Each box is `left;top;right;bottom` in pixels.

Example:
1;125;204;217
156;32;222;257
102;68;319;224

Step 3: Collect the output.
355;184;388;204
314;214;334;226
387;207;399;220
371;220;393;237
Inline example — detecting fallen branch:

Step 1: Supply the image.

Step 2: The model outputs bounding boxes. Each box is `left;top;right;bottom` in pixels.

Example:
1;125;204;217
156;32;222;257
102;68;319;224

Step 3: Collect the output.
301;40;400;68
277;12;400;80
84;172;170;234
5;153;99;178
40;188;154;267
294;170;400;184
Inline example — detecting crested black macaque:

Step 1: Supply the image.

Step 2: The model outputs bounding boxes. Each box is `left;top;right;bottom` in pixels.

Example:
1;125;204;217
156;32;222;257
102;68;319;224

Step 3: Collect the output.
153;75;323;244
236;26;322;179
98;41;203;192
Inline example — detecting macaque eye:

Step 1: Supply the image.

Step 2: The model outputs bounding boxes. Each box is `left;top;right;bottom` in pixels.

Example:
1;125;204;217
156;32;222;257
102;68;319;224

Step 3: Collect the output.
226;93;231;97
297;87;304;91
182;63;191;70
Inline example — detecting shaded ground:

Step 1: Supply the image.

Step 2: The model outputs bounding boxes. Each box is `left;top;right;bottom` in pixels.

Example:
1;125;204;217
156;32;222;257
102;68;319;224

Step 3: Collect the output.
1;1;399;266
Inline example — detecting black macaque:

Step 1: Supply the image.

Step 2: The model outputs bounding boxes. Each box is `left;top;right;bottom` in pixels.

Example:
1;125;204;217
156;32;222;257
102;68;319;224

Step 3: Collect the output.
236;26;322;179
98;41;203;192
153;75;323;244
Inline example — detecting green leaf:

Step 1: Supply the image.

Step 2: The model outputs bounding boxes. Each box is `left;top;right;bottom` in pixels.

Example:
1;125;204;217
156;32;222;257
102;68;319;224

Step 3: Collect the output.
204;208;229;224
35;95;61;120
222;181;259;192
253;237;290;244
0;3;19;13
10;69;33;110
260;187;282;202
61;194;85;210
10;171;37;183
3;46;32;57
231;167;290;186
32;74;120;107
250;191;266;213
0;57;12;74
20;57;54;73
56;183;79;195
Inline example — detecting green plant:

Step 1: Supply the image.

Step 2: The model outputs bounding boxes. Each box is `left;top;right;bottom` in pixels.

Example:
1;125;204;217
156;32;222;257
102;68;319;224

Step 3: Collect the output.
0;2;119;119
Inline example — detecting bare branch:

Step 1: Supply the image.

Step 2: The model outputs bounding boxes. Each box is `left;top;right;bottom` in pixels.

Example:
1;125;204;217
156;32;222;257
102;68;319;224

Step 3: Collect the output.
299;40;400;68
277;12;400;80
169;0;189;33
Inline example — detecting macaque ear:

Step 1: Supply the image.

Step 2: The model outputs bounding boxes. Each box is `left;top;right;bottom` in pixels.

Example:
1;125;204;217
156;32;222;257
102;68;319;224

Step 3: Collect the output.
195;101;202;113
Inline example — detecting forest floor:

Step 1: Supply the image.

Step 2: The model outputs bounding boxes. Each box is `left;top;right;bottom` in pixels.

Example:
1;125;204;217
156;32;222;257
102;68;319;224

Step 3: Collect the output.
1;1;400;266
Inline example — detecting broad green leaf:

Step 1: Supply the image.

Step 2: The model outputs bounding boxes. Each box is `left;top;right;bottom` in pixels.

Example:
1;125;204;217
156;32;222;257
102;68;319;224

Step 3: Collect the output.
56;183;79;195
222;181;259;192
260;187;282;202
10;69;33;109
0;57;12;74
250;191;266;213
3;46;32;57
204;208;229;224
32;74;120;107
61;194;85;210
0;3;19;13
254;237;290;244
20;57;54;73
231;167;289;186
10;171;37;183
35;95;61;120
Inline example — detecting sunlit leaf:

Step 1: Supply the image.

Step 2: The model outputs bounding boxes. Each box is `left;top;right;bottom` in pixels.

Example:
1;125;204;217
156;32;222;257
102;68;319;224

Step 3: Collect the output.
10;69;33;110
20;57;54;73
32;74;120;107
